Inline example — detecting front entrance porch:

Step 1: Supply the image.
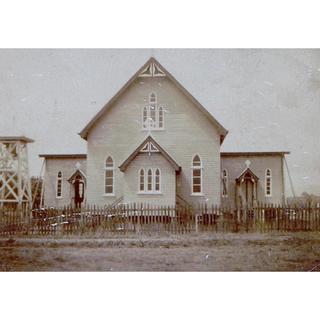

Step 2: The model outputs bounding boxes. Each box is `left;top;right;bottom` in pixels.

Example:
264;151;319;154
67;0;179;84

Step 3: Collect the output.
119;135;181;206
68;169;86;208
235;168;259;209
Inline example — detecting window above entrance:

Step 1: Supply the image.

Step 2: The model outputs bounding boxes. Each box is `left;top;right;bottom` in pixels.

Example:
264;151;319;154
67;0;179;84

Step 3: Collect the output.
142;92;165;130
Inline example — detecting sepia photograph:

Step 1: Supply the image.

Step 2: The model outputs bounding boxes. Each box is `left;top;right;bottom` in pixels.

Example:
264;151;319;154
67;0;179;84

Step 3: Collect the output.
0;49;319;271
1;1;320;320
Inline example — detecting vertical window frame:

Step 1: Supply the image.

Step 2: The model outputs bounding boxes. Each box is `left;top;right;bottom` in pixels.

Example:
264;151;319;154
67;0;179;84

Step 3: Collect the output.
141;92;165;130
147;168;153;191
222;169;228;198
138;168;161;194
104;156;115;196
155;168;161;192
142;106;148;129
56;171;63;198
149;92;157;128
139;168;145;192
191;155;203;195
265;168;272;197
158;106;164;129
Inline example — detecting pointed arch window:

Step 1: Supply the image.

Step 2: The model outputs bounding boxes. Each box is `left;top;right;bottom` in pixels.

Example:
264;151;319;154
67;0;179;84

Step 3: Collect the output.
265;169;272;196
149;93;156;128
104;156;114;195
155;169;160;191
139;169;145;192
142;106;148;129
192;155;202;195
158;106;164;128
138;168;161;193
222;169;228;197
142;92;165;130
147;169;153;191
56;171;62;198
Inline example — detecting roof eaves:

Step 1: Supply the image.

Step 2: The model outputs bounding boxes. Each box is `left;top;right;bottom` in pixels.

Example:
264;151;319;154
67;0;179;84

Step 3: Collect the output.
119;135;181;172
78;57;228;141
221;151;290;156
39;154;87;159
78;58;155;140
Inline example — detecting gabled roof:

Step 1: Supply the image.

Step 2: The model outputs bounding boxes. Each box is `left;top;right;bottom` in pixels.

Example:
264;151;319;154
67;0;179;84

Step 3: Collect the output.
39;154;87;159
79;57;228;142
67;169;87;183
236;167;259;183
222;151;290;157
0;136;34;143
119;135;181;172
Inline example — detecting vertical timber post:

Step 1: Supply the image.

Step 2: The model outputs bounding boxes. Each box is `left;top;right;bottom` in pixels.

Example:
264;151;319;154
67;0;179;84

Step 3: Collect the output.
0;136;34;215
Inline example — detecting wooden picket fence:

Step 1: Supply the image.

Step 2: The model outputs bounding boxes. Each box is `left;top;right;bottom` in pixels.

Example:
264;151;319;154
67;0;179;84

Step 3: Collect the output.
1;203;320;236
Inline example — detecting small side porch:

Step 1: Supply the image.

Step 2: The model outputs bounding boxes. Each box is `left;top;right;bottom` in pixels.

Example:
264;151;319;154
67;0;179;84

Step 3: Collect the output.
67;169;86;208
119;135;181;206
235;167;259;209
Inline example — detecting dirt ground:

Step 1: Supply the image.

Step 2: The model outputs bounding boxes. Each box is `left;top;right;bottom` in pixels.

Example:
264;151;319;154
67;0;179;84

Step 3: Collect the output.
0;232;320;271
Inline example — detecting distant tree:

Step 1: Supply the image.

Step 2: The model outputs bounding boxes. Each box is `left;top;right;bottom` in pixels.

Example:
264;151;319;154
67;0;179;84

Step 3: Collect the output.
31;176;44;209
300;192;320;207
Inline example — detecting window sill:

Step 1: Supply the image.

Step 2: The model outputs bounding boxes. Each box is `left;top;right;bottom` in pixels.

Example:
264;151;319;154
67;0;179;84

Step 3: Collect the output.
137;191;163;195
56;197;63;199
142;128;165;132
103;194;116;197
265;195;272;198
191;193;204;196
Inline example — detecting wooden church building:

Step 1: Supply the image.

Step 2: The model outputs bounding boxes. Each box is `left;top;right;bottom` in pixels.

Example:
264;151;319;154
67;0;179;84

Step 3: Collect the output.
39;58;289;209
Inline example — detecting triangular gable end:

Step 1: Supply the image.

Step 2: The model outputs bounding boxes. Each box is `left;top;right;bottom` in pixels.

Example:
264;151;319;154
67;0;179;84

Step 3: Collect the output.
138;61;166;77
79;57;228;142
67;169;87;183
119;136;180;172
140;141;159;153
236;168;259;183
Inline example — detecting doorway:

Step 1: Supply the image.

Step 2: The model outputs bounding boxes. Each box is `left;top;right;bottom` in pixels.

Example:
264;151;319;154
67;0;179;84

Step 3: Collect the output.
242;173;254;207
73;174;85;208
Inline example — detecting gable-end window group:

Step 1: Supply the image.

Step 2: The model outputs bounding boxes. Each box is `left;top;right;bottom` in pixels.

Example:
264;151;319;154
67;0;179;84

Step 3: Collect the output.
56;171;62;198
265;168;272;196
139;168;161;193
191;155;202;195
104;156;114;195
222;169;228;197
142;93;164;130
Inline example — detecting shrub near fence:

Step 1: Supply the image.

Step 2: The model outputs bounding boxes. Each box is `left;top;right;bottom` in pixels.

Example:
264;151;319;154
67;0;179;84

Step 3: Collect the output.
1;203;320;236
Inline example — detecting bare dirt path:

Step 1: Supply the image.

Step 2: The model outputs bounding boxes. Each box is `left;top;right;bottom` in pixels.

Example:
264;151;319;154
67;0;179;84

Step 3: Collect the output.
1;232;319;271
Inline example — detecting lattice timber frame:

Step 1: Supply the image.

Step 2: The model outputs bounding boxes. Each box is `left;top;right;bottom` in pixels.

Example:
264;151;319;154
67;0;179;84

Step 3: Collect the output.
0;136;34;208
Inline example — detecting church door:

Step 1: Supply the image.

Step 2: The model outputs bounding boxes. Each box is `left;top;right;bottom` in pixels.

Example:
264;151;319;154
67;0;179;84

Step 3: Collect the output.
74;175;85;208
243;178;254;207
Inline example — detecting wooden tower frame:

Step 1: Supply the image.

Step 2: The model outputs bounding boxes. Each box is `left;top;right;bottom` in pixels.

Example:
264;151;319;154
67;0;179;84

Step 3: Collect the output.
0;136;34;208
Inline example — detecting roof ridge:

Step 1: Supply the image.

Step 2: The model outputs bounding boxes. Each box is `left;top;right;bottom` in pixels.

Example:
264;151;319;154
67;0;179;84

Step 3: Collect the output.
78;57;228;142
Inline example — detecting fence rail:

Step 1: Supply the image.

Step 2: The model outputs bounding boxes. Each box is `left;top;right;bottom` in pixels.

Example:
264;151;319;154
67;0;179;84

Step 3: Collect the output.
1;203;320;236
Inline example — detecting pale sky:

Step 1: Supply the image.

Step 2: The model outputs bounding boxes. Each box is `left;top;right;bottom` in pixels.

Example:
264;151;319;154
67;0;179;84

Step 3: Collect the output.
0;49;319;196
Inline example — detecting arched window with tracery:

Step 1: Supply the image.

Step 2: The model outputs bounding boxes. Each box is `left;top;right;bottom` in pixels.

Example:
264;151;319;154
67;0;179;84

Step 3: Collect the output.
265;169;272;196
191;155;202;194
149;92;156;128
158;106;164;128
139;169;145;192
147;169;153;191
142;106;148;129
105;156;114;195
56;171;62;198
155;169;160;192
141;92;165;130
222;169;228;197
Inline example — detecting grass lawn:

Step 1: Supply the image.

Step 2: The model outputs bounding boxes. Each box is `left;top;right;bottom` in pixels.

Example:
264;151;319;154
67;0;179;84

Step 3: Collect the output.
0;232;320;271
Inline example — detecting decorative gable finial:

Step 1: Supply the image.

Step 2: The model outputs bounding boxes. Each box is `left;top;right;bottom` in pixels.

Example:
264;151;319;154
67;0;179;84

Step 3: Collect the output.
139;60;166;78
